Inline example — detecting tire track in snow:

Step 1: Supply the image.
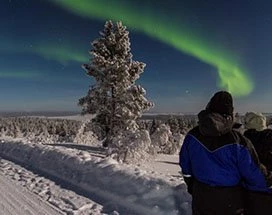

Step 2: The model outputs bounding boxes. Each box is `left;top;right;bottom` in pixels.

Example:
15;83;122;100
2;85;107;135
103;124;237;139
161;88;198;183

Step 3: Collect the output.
0;172;64;215
0;158;107;215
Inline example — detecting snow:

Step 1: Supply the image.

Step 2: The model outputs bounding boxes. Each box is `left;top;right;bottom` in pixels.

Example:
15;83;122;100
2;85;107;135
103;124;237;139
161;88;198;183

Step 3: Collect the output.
0;170;64;215
140;154;181;177
0;139;191;215
0;158;106;215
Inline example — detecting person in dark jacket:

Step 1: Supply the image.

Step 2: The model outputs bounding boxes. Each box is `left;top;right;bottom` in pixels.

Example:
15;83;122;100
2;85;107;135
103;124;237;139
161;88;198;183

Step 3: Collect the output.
179;91;272;215
243;112;272;215
244;112;272;171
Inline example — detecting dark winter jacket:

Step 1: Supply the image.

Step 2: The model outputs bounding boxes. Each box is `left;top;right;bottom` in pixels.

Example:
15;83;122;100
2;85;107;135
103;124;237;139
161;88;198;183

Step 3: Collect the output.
179;110;272;214
244;128;272;171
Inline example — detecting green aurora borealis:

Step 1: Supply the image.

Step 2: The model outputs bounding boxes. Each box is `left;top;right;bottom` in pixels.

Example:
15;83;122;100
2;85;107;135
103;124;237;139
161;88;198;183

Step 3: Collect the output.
0;39;88;65
3;0;271;112
49;0;254;97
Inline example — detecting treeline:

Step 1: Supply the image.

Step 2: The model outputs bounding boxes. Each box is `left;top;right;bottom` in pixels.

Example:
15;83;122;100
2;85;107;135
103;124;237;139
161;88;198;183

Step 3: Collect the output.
0;116;198;155
0;117;81;143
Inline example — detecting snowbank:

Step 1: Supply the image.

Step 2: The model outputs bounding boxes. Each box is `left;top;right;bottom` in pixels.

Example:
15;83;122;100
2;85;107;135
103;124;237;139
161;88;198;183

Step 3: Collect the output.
0;141;191;215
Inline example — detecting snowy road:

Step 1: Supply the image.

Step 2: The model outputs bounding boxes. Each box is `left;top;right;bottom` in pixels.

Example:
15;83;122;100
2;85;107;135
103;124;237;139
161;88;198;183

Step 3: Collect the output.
0;158;107;215
0;172;63;215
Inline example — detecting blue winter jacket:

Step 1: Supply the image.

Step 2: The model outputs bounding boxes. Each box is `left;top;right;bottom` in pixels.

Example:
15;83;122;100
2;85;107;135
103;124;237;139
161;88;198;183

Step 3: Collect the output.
180;110;272;193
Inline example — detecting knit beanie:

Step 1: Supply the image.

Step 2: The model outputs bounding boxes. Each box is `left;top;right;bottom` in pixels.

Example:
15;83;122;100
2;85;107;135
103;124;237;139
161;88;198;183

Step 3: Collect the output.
244;112;267;131
206;91;234;116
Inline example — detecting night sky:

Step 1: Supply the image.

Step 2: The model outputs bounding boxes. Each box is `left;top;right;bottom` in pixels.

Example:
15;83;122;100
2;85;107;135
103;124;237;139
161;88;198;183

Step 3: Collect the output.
1;0;272;113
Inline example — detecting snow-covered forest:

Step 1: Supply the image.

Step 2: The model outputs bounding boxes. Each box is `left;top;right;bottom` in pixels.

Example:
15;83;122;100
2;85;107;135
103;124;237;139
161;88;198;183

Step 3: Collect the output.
0;114;196;153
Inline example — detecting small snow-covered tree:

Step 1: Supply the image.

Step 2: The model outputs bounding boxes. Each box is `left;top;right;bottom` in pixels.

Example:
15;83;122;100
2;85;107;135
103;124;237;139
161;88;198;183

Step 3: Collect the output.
74;119;98;145
79;20;153;147
110;129;152;163
150;123;182;154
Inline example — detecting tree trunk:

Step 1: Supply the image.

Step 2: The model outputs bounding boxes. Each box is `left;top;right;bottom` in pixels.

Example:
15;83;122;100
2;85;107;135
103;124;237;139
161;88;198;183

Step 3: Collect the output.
110;86;116;138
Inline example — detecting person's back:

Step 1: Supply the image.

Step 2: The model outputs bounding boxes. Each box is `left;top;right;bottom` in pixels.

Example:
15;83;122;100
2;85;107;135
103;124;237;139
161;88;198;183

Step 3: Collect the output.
184;123;247;215
244;129;272;171
179;91;272;215
243;112;272;215
244;112;272;171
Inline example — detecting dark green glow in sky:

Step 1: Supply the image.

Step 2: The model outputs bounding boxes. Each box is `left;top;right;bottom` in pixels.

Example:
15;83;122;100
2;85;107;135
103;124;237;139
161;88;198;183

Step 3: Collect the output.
49;0;254;97
34;45;88;65
0;70;39;79
0;39;88;67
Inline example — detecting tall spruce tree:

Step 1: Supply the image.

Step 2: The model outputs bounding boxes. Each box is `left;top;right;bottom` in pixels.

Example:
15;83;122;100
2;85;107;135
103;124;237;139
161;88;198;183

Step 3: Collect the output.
79;21;153;147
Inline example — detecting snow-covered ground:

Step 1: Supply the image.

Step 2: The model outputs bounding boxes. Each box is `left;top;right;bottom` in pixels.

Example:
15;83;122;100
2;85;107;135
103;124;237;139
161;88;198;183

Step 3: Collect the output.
0;140;191;215
0;158;106;215
0;114;191;214
0;170;64;215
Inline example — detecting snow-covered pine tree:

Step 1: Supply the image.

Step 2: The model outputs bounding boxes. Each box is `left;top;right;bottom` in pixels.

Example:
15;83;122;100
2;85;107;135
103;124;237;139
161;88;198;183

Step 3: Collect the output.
79;20;153;148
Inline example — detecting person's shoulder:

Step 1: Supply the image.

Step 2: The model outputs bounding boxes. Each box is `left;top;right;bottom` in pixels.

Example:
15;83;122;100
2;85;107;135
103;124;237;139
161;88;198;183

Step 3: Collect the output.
261;128;272;135
260;129;272;142
230;129;251;146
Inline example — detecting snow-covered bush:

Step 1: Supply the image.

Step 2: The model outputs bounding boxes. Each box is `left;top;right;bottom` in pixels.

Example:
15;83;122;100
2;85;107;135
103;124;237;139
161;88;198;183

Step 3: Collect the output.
171;132;185;152
109;129;152;163
150;124;182;154
74;119;99;145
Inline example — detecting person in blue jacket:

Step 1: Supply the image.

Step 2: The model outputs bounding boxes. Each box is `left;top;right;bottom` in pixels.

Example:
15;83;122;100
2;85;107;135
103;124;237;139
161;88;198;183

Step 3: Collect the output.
179;91;272;215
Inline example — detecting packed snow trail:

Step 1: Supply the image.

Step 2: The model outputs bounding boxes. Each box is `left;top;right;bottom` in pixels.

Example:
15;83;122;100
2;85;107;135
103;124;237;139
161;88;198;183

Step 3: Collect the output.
0;158;108;215
0;172;64;215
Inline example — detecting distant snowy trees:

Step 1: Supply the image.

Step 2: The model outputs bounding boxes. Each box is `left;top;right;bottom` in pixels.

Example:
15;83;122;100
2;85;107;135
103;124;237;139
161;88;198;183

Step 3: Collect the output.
79;20;153;153
0;117;81;144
